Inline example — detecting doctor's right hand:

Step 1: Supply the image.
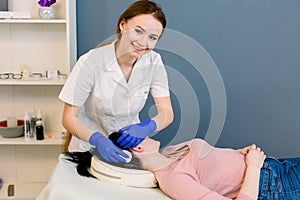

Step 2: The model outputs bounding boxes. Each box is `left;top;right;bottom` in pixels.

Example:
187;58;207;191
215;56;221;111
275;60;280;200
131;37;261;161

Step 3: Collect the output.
89;132;129;163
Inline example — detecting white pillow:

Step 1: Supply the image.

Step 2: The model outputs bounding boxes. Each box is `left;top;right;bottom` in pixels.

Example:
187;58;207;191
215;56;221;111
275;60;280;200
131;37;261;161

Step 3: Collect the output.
89;156;157;188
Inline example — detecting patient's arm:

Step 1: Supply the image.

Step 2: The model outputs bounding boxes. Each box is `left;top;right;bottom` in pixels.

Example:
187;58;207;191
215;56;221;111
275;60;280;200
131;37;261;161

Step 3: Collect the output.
239;145;266;200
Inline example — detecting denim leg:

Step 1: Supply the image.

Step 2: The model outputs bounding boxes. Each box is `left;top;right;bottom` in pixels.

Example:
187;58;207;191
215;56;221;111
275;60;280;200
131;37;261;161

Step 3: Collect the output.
258;157;300;200
277;157;300;165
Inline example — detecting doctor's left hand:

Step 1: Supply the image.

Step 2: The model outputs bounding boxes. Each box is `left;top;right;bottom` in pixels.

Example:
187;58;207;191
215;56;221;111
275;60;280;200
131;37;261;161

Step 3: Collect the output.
117;119;157;148
89;132;128;163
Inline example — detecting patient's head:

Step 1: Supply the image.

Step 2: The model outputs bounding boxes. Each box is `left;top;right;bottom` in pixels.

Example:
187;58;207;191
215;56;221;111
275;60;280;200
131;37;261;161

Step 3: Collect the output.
109;132;160;154
106;132;161;170
131;137;161;154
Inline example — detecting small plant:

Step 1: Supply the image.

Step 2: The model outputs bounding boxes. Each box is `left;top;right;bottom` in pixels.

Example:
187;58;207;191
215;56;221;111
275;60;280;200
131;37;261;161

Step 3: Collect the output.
38;0;56;7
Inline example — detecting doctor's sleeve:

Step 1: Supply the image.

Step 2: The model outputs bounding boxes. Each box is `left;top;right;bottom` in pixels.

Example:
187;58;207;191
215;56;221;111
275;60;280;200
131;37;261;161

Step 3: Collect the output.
58;54;95;107
159;173;252;200
150;54;170;98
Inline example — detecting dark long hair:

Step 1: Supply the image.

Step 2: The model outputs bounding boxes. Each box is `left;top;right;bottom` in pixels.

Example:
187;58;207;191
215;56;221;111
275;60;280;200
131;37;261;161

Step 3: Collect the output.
65;151;95;177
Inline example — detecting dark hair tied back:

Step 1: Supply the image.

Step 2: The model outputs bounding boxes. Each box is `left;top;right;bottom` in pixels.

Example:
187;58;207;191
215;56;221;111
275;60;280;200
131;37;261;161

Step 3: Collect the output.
116;0;166;36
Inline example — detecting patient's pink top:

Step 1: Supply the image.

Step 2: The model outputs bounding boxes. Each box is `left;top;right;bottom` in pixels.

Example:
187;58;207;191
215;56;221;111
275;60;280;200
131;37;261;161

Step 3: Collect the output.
154;139;252;200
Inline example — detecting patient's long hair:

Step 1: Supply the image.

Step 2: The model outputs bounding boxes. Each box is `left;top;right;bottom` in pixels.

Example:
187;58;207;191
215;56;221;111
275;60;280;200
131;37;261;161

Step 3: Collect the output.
65;132;144;177
65;151;95;177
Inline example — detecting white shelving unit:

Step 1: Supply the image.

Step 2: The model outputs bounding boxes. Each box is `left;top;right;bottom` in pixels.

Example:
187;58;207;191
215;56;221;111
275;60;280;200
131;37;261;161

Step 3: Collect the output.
0;19;67;23
0;1;76;199
0;78;66;86
0;134;64;145
0;182;47;200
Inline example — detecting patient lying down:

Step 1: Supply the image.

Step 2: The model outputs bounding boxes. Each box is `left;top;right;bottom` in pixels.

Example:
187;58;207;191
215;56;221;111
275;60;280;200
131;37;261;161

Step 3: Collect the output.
66;133;300;200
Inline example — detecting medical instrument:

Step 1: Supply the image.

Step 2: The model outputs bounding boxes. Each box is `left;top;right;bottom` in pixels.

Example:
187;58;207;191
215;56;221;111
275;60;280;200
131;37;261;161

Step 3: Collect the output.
121;150;132;163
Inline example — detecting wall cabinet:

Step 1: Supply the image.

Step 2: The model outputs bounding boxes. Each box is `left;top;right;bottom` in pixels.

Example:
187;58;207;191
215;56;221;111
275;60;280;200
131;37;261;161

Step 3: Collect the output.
0;0;76;199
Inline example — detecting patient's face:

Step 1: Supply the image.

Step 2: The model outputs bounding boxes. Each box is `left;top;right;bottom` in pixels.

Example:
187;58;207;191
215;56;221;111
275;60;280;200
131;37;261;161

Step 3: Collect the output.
132;137;160;154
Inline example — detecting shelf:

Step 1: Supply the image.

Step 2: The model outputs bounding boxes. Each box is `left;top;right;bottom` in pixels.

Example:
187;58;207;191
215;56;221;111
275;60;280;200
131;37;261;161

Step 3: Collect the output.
0;2;74;199
0;182;46;200
0;133;64;145
0;19;67;24
0;78;66;86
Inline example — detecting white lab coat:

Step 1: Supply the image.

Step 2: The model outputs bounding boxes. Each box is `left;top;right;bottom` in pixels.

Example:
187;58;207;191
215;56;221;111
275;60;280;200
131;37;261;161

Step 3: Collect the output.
59;41;169;152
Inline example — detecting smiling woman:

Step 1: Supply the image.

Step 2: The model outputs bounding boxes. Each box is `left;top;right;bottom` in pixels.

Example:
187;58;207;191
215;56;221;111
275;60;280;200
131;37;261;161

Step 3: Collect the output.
116;14;163;61
58;0;174;165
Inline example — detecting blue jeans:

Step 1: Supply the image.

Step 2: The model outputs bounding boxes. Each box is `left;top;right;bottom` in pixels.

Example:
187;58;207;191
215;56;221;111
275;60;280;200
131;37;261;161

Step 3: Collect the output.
258;157;300;200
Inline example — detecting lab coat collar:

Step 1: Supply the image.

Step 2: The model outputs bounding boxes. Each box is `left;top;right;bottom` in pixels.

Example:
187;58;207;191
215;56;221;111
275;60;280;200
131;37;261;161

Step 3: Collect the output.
103;40;149;72
103;40;149;89
102;41;129;89
103;40;119;72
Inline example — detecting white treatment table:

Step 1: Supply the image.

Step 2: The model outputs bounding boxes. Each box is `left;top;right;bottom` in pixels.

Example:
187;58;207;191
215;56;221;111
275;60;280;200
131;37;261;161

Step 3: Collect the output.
37;155;171;200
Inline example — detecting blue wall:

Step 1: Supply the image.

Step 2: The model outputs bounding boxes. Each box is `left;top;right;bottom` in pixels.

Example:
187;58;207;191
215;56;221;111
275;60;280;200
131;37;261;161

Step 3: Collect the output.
76;0;300;157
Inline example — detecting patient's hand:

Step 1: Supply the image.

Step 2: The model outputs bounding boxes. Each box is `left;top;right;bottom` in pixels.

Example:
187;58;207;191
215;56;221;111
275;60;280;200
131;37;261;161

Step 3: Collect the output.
236;145;253;156
245;144;266;169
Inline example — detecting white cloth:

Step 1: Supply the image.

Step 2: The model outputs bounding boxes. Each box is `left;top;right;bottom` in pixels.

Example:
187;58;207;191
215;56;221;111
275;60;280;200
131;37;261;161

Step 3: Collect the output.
59;41;170;152
36;155;171;200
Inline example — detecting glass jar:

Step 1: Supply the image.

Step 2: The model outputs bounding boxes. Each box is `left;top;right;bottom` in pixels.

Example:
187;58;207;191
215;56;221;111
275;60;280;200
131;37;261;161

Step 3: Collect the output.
38;6;55;19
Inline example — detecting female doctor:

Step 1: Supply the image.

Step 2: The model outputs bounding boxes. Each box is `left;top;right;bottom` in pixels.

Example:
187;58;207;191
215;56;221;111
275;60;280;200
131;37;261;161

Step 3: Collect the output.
59;0;174;163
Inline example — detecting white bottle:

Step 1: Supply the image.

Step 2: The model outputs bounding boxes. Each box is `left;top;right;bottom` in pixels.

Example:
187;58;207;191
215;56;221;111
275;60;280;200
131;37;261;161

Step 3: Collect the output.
36;108;44;133
7;116;17;127
36;108;43;122
20;64;30;79
29;108;36;137
24;111;32;141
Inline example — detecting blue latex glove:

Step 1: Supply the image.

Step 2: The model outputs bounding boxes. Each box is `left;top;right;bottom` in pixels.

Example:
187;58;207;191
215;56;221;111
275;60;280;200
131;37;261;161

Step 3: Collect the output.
89;132;129;163
117;119;157;148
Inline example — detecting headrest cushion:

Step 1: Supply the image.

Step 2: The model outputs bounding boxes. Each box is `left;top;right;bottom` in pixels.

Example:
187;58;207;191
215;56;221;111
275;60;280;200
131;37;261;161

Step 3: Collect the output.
89;156;157;188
